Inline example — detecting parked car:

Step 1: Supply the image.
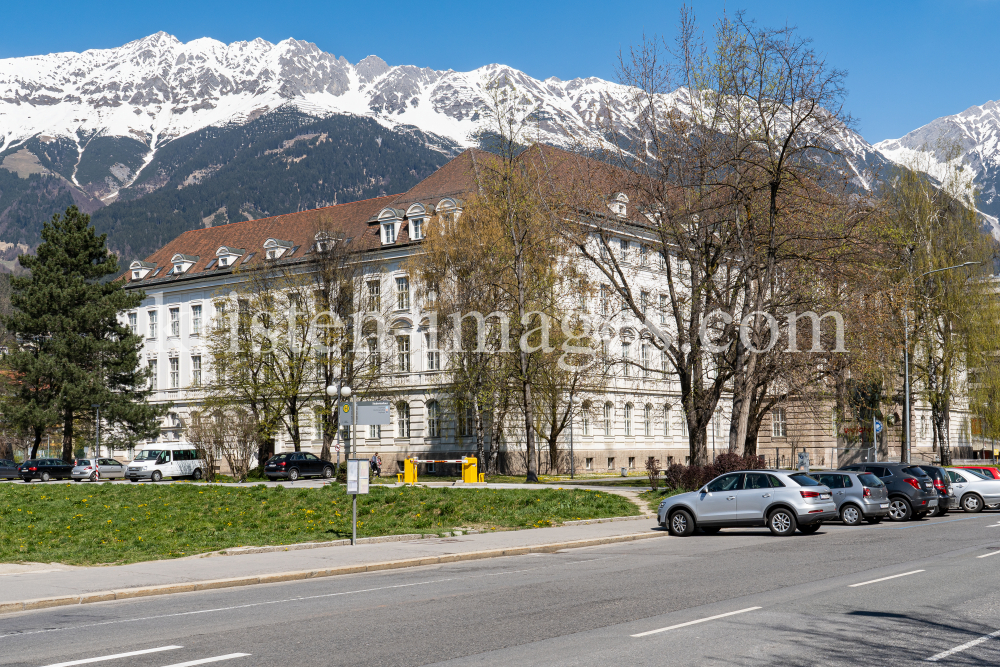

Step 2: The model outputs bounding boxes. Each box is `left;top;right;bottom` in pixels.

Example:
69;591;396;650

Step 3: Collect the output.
264;452;335;481
916;464;955;516
71;458;126;482
126;446;204;482
657;470;838;537
839;463;939;521
0;459;19;480
946;468;1000;512
955;466;1000;481
810;470;890;525
19;458;74;482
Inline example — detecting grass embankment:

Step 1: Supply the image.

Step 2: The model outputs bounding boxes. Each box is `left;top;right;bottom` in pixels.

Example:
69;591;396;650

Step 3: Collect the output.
638;488;686;513
0;483;638;566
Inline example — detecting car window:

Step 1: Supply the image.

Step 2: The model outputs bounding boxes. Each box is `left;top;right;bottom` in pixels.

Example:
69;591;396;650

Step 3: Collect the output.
857;473;883;487
963;469;989;480
841;475;854;488
766;475;785;488
743;473;770;489
789;473;822;487
866;466;890;478
841;465;861;471
77;459;91;466
706;473;743;492
902;466;928;477
303;453;320;461
817;474;840;489
291;453;304;461
948;471;967;483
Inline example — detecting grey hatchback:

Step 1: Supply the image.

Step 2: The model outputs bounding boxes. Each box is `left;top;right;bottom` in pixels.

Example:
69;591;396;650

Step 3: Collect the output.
810;471;889;525
839;463;939;521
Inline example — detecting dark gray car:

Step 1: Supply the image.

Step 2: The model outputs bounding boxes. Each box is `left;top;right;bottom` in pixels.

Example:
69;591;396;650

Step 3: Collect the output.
916;464;955;516
0;459;18;480
839;463;939;521
811;471;890;525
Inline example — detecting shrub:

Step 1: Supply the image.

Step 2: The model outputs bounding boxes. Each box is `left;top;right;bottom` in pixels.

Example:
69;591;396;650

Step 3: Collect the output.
663;453;766;492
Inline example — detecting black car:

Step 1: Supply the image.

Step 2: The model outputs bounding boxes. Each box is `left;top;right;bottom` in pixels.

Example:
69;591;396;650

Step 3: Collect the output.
0;459;19;480
264;452;335;481
19;458;74;482
839;462;939;521
915;464;954;516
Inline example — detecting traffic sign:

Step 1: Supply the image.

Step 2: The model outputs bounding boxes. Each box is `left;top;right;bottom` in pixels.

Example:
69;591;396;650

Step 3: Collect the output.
357;401;391;425
874;420;883;434
339;402;353;425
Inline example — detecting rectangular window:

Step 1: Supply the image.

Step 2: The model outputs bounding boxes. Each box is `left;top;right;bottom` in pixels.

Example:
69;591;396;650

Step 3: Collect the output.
659;295;668;324
661;350;669;379
148;310;158;338
214;302;227;330
367;280;381;312
624;404;632;436
663;405;670;437
169;308;180;337
608;457;615;470
396;276;410;310
582;410;590;436
369;424;381;439
644;404;652;436
640;291;649;317
148;359;157;389
191;305;202;335
396;335;410;372
641;344;650;378
640;245;648;266
460;405;475;437
681;414;688;437
410;218;423;240
600;285;609;316
603;403;612;437
619;238;629;261
191;356;202;387
772;408;788;438
169;357;179;389
383;223;396;244
585;457;593;471
128;313;137;335
659;252;666;270
621;341;630;377
397;402;411;438
425;332;440;371
366;337;379;367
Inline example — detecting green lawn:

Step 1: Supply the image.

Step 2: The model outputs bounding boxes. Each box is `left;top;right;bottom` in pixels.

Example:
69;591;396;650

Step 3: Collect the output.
638;488;686;513
0;482;638;566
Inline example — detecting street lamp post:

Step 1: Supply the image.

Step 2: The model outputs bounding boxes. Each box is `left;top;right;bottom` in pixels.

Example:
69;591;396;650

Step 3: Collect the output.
903;261;980;465
91;404;101;482
568;395;576;479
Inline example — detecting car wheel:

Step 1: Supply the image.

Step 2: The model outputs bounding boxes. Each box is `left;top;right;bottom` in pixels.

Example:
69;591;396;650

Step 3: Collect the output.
798;523;821;534
962;493;984;513
866;517;883;525
322;466;334;479
192;468;203;481
668;510;695;537
768;508;797;536
913;511;928;520
701;526;721;535
22;478;31;483
151;470;162;483
841;505;862;526
73;478;81;482
888;498;912;521
40;472;50;482
89;472;97;482
288;468;300;482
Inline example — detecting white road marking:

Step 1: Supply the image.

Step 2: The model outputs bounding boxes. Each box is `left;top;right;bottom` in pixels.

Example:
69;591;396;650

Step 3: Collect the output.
42;646;182;666
977;549;1000;559
631;607;762;637
849;570;924;587
159;654;249;667
926;629;1000;662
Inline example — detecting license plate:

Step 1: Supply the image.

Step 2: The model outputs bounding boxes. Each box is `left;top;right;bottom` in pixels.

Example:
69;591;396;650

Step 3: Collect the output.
929;499;938;507
880;503;889;508
820;493;831;500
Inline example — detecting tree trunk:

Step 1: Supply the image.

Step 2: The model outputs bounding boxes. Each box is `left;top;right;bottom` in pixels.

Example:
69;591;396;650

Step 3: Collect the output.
475;405;485;471
61;408;73;463
522;367;538;482
30;426;43;459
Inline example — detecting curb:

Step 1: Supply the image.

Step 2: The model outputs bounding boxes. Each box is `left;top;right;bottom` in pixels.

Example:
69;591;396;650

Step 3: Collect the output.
0;529;666;617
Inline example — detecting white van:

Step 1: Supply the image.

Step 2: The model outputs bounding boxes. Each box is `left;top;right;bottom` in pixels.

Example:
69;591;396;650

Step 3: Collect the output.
126;445;205;482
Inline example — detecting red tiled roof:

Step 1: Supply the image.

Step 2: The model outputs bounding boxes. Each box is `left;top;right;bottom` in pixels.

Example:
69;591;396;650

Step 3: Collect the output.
123;146;633;287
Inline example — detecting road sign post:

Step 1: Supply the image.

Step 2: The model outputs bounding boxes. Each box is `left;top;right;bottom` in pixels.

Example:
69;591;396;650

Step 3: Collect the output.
346;459;369;546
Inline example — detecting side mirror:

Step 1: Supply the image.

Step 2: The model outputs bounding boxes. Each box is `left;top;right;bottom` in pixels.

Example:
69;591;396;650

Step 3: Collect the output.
700;486;708;494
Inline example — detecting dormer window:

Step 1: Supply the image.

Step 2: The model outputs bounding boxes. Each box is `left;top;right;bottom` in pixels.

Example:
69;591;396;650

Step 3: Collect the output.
382;223;396;244
436;198;462;226
263;238;293;260
410;218;424;240
216;246;245;268
376;207;404;246
609;192;629;218
130;260;156;281
170;253;199;275
406;203;430;241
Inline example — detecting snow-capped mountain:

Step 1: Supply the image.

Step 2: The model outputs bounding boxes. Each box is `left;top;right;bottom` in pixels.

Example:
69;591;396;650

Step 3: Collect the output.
0;32;646;200
876;101;1000;233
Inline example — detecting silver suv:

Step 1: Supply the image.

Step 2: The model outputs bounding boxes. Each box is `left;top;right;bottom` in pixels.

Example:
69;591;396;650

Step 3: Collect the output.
657;470;838;537
810;470;890;525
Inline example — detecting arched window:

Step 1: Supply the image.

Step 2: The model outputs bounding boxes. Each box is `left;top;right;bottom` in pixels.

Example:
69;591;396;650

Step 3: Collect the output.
427;400;440;438
644;404;652;437
603;402;613;437
581;400;592;436
459;404;475;437
663;405;671;438
397;401;410;438
624;403;633;436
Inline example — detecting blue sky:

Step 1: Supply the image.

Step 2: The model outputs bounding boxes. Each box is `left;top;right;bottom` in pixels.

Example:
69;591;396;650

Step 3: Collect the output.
3;1;997;143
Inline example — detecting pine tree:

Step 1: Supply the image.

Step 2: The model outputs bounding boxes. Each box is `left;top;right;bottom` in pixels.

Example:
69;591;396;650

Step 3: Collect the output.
3;206;164;462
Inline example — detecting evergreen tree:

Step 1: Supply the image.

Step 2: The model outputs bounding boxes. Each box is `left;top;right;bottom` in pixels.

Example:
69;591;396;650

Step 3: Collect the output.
3;206;164;462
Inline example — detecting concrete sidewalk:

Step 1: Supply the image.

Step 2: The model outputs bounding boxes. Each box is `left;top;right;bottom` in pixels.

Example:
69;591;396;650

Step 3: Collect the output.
0;515;666;614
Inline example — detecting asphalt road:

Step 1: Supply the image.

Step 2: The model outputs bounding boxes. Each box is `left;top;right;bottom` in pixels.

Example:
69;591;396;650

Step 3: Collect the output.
3;512;1000;666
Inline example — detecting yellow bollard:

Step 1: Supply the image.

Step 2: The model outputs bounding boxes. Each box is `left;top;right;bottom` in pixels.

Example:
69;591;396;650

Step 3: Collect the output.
462;457;478;484
478;473;485;483
404;457;418;485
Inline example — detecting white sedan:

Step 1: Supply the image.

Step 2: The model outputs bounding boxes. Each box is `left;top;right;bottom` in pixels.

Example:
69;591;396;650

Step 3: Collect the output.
946;468;1000;512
